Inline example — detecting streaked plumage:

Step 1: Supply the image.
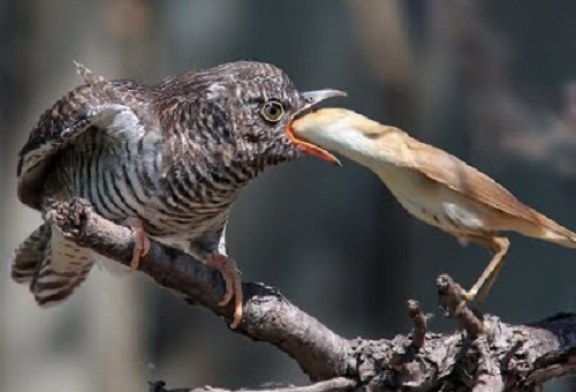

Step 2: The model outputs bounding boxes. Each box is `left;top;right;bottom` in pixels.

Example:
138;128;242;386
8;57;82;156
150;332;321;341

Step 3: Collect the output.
290;108;576;306
13;61;344;327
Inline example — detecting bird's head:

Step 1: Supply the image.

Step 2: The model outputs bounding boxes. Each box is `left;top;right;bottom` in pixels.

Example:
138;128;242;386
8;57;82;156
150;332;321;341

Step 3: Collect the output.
185;61;345;167
289;108;383;163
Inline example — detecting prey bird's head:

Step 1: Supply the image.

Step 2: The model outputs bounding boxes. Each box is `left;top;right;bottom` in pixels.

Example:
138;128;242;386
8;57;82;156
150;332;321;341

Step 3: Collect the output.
289;108;386;163
168;61;345;167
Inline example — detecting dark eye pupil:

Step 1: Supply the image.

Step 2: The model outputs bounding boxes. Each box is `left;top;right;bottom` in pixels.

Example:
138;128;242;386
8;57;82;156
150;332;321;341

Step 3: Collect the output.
262;101;283;121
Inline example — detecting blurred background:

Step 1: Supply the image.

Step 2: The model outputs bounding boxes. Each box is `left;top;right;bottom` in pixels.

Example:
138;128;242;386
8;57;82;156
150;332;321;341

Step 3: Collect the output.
1;0;576;391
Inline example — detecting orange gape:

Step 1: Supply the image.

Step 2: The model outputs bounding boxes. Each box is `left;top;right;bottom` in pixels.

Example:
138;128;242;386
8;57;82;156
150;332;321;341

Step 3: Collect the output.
286;124;341;166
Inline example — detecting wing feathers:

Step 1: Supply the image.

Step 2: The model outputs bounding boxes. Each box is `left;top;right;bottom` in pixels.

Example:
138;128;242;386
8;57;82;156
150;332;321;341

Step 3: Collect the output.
403;137;575;236
17;63;148;210
406;139;538;221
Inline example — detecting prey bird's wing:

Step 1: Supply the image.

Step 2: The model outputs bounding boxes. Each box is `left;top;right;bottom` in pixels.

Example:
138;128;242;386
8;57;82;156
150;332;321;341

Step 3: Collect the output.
400;136;576;239
17;63;154;210
402;137;542;223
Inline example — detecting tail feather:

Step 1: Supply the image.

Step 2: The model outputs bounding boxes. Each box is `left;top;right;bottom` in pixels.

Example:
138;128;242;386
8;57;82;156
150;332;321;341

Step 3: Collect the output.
541;227;576;249
31;241;93;306
11;224;51;283
12;224;94;305
522;213;576;249
534;212;576;249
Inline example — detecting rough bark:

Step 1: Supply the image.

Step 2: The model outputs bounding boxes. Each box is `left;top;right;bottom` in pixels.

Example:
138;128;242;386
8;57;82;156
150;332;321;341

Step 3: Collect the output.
45;198;576;391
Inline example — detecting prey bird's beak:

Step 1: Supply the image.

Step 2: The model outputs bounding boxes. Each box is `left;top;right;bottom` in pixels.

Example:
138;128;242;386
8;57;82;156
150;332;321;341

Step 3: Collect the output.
287;89;347;165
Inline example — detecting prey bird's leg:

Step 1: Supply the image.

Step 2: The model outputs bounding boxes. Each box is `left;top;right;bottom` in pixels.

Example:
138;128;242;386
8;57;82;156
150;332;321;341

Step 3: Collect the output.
464;236;510;304
474;237;510;306
126;217;150;270
206;255;243;329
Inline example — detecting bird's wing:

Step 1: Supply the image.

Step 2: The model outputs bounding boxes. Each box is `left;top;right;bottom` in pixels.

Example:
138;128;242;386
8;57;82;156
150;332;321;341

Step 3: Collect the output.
403;138;542;224
17;63;151;210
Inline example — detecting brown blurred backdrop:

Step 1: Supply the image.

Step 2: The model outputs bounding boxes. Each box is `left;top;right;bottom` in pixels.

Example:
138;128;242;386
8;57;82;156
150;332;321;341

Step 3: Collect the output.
1;1;576;391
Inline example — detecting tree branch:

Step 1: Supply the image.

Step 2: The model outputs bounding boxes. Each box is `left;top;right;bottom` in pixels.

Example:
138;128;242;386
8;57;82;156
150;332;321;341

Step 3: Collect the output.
437;274;484;339
43;198;352;381
406;300;426;349
45;198;576;391
148;377;356;392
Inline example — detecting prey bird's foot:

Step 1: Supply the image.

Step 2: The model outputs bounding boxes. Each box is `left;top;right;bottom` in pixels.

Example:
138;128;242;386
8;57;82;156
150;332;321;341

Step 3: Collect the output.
462;289;477;303
455;299;468;315
206;255;243;329
126;217;150;270
455;289;479;315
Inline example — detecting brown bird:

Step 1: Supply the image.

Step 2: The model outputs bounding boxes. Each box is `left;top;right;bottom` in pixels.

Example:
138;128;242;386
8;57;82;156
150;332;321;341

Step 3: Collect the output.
289;108;576;307
12;61;345;328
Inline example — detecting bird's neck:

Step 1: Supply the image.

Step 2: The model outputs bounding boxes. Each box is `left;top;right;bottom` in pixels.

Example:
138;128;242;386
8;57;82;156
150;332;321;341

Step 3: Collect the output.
232;136;301;178
174;137;298;197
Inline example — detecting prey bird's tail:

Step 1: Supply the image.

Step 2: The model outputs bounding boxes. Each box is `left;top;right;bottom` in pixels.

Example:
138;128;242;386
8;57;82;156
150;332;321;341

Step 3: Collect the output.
536;212;576;249
540;225;576;249
516;213;576;249
11;223;94;305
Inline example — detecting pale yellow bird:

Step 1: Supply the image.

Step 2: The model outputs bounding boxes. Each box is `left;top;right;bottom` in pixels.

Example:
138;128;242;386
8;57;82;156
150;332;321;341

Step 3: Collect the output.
288;108;576;306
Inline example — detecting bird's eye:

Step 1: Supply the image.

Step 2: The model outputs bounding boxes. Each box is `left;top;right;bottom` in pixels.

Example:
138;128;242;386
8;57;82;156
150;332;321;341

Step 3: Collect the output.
260;100;285;123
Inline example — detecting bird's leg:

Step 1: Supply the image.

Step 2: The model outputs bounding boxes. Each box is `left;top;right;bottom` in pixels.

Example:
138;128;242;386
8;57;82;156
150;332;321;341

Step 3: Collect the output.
474;237;510;306
206;254;243;329
463;236;510;304
126;217;150;270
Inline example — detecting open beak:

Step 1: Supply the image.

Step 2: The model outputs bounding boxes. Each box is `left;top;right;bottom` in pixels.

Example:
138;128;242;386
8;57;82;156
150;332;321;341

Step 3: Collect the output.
287;89;347;166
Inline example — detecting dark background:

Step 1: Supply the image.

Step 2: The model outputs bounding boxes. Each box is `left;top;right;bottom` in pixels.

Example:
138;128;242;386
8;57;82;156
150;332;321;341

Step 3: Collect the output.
1;1;575;391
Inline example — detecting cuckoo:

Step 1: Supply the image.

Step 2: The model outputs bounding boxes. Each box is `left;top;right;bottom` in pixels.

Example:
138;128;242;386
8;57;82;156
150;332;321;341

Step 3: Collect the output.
12;61;344;328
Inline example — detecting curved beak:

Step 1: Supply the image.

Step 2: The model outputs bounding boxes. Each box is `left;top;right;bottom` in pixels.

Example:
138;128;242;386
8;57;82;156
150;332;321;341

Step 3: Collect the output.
288;89;347;166
301;89;347;108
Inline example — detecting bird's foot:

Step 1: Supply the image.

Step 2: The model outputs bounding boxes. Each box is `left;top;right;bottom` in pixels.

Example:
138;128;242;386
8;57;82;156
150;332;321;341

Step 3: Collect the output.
454;289;477;315
206;254;243;329
126;217;150;270
461;289;477;303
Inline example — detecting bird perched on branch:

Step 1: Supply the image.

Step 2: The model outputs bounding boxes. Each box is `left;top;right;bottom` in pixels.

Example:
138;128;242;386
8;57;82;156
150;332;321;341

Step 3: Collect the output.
289;108;576;308
12;61;344;328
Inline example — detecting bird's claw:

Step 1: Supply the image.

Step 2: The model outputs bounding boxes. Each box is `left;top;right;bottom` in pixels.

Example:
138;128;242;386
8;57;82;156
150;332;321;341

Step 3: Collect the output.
127;217;150;270
454;289;477;314
207;255;243;329
454;299;468;315
218;277;234;307
461;289;476;303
